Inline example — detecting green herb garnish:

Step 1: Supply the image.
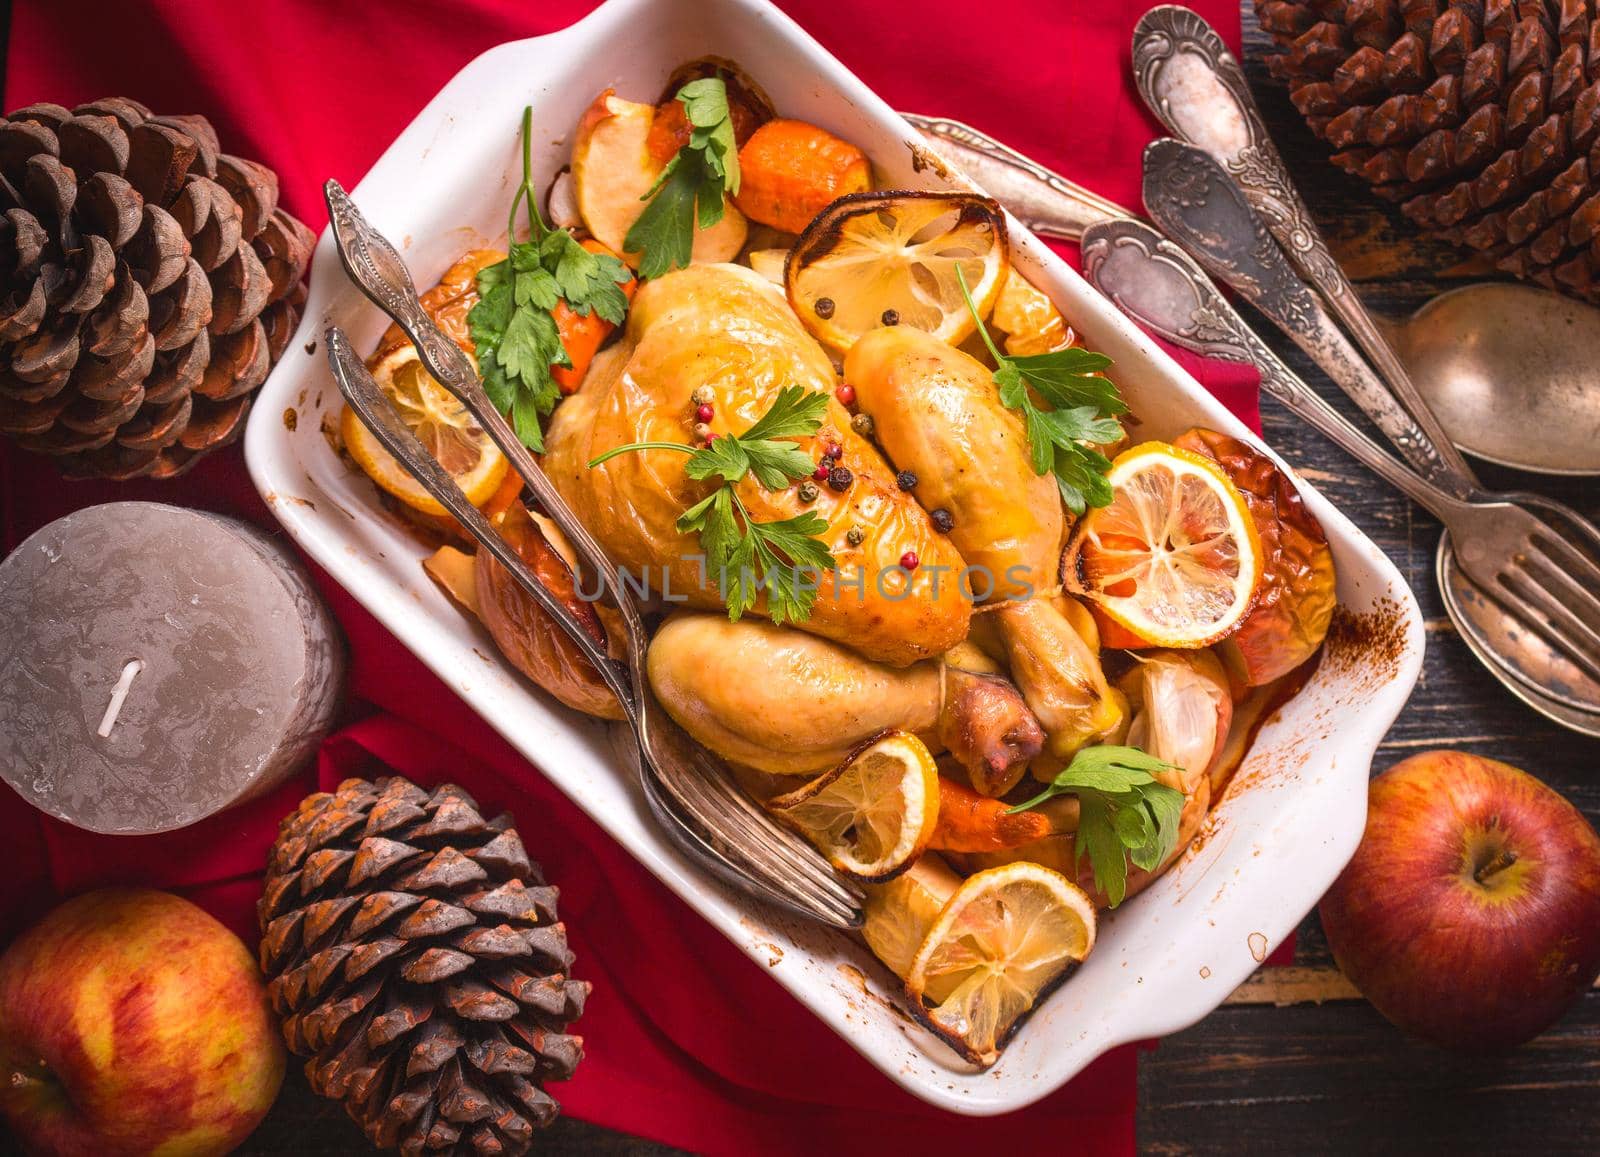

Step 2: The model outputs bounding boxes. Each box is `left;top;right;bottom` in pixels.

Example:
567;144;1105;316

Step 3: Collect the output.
1008;745;1185;907
587;386;836;622
469;106;633;451
956;267;1126;514
623;77;741;279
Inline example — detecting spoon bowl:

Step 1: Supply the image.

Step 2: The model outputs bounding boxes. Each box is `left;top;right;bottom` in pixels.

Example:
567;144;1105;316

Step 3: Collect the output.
1382;283;1600;476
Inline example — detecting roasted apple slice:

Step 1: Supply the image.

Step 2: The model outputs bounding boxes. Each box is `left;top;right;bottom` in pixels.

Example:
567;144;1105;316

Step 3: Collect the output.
571;89;747;270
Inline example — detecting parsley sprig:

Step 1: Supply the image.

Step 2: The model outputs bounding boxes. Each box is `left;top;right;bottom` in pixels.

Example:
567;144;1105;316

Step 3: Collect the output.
1008;745;1186;907
956;268;1126;514
469;107;633;451
587;386;837;622
623;77;741;279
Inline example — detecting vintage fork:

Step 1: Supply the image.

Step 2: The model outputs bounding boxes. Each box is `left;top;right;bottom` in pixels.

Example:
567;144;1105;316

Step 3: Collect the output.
322;182;863;928
1137;145;1600;683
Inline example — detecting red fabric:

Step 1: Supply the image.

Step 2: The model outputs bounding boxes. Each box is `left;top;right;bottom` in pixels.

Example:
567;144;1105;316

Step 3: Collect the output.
0;1;1258;1153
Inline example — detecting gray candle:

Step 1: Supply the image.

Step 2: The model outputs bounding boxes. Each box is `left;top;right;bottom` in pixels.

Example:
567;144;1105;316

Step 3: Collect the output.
0;502;346;834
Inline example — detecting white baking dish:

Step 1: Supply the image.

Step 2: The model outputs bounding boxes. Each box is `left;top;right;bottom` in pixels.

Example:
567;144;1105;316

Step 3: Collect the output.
244;0;1423;1114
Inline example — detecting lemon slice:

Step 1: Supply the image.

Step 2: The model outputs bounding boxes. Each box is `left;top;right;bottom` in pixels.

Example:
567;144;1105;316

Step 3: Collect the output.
906;862;1096;1066
341;344;508;517
1064;441;1263;648
768;730;940;882
860;854;962;980
786;191;1009;355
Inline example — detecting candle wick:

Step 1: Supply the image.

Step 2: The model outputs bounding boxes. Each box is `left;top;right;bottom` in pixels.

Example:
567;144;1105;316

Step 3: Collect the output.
97;659;145;738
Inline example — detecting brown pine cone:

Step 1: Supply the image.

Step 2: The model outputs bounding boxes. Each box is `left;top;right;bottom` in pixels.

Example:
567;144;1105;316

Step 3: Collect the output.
0;97;313;479
1256;0;1600;300
259;776;588;1157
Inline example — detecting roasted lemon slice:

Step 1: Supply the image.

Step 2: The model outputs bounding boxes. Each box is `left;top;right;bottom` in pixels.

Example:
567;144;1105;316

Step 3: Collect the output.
786;191;1008;355
905;862;1096;1067
768;730;940;882
341;344;508;517
860;854;962;980
1064;441;1263;649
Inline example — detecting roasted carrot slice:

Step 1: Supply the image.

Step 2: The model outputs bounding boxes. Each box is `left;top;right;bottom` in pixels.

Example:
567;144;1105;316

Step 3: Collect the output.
929;776;1052;853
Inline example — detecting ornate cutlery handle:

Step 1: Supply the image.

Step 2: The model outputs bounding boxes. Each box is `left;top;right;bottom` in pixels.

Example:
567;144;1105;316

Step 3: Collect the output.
1141;140;1474;499
902;113;1130;239
1131;4;1479;489
322;181;653;680
1081;218;1468;524
325;327;640;713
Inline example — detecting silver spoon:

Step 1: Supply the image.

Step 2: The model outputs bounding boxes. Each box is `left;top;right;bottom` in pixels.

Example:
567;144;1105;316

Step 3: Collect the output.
1376;285;1600;476
1132;4;1600;479
1081;218;1600;731
907;111;1600;477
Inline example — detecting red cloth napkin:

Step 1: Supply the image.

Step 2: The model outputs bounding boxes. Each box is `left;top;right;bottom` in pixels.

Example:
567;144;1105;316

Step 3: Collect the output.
0;2;1257;1153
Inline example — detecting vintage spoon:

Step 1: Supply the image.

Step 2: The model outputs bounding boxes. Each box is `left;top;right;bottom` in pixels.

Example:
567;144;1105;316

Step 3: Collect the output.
1082;217;1600;730
906;111;1600;477
1375;285;1600;476
1130;5;1477;491
1131;4;1600;478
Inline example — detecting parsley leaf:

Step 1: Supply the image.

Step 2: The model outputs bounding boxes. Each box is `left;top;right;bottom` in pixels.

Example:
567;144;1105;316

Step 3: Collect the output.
624;76;741;279
587;386;837;621
468;107;633;451
958;267;1126;515
1007;745;1186;907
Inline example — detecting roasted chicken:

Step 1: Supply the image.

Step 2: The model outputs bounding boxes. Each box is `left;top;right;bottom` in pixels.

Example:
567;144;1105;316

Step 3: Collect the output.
543;264;971;667
845;326;1123;774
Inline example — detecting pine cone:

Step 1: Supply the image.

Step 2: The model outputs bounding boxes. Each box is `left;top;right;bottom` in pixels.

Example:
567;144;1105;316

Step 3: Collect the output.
258;777;588;1156
1256;0;1600;300
0;97;313;479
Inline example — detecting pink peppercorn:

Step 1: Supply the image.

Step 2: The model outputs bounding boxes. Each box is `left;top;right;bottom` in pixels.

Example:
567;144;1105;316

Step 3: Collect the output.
835;383;856;407
900;551;920;571
695;403;715;423
813;463;830;481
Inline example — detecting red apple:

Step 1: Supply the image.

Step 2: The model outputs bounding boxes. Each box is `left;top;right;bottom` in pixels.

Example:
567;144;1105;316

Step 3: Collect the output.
1320;750;1600;1051
0;888;284;1155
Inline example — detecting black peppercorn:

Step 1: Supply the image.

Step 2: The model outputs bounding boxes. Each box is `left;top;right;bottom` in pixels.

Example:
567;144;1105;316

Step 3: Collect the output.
930;507;955;533
815;297;836;319
846;526;866;546
827;465;853;492
881;308;899;326
895;470;918;491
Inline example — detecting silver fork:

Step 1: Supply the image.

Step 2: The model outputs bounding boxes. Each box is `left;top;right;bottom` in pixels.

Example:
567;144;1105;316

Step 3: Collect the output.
1136;145;1600;683
322;182;863;928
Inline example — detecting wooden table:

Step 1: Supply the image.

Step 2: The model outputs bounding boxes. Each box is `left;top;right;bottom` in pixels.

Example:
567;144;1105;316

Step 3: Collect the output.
5;6;1596;1155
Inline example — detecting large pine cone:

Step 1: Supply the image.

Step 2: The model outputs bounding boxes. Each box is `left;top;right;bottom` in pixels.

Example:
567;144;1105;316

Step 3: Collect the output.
1256;0;1600;299
0;97;313;478
259;776;589;1156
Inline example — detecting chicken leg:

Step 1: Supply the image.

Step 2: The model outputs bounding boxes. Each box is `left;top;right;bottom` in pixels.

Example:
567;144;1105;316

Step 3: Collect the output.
845;325;1123;773
648;612;1043;785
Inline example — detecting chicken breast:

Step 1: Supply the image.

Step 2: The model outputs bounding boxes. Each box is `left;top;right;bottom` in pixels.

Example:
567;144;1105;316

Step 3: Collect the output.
543;264;970;666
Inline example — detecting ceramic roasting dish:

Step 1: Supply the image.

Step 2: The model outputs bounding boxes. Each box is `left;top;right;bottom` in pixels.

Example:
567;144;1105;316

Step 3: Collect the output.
245;0;1423;1114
